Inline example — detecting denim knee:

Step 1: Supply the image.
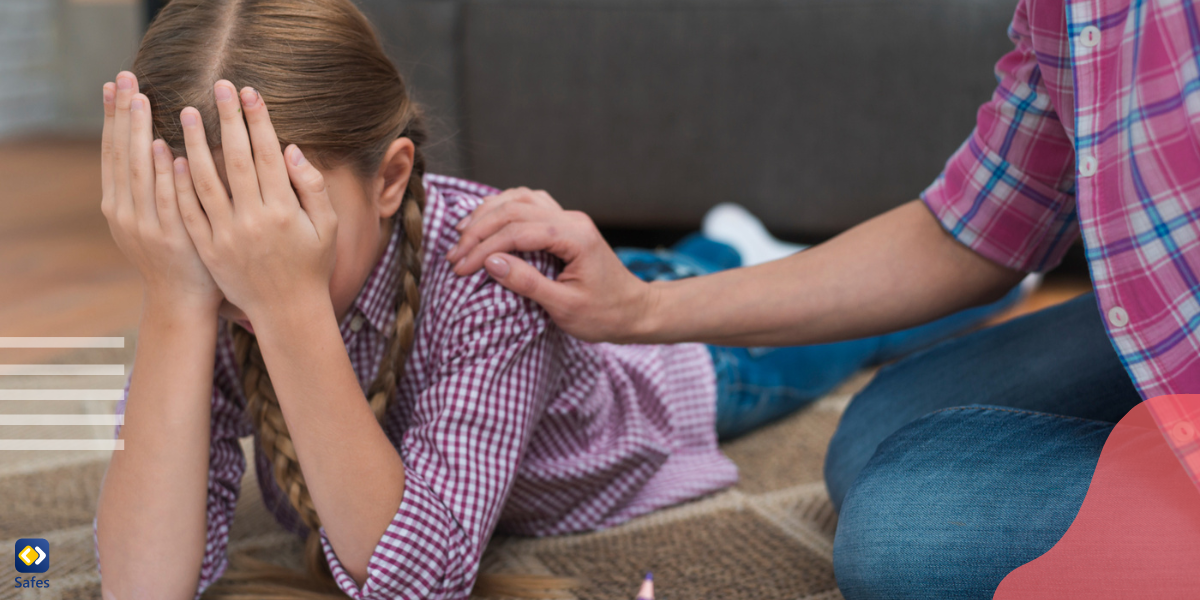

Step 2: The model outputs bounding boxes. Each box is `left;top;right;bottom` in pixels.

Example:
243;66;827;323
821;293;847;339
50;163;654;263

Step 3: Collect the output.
823;415;866;513
831;416;949;600
823;361;920;513
831;406;1110;600
824;292;1140;515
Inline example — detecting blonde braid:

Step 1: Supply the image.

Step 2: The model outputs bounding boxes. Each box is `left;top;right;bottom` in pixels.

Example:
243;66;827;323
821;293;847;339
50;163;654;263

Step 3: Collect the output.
363;116;426;422
230;325;335;587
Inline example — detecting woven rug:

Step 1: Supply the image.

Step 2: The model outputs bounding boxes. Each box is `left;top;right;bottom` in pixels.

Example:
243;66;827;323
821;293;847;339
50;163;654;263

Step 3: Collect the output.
0;331;871;600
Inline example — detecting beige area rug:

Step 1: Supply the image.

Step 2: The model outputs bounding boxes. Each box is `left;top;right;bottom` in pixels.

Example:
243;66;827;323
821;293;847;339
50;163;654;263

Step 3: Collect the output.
0;332;874;600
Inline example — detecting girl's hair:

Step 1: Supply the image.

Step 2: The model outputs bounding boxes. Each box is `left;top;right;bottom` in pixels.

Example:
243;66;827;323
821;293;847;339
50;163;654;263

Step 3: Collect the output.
131;1;574;598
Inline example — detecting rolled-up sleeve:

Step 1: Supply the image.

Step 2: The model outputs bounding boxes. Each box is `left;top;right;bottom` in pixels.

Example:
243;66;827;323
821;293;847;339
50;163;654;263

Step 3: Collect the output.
317;263;556;599
319;470;470;598
920;0;1079;273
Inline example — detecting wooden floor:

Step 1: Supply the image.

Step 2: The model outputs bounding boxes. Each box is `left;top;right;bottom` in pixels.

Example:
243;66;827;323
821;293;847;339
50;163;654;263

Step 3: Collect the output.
0;138;1092;363
0;138;143;363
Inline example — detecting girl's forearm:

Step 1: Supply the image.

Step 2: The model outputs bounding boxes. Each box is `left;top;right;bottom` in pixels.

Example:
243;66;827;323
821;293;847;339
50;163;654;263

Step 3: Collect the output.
96;296;216;600
251;293;405;586
640;200;1027;346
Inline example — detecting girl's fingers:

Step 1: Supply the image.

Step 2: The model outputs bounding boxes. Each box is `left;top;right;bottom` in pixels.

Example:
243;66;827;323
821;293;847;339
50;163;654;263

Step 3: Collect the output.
152;140;182;233
111;72;138;215
172;157;213;247
100;83;116;214
239;87;292;207
179;107;233;226
129;93;158;221
284;145;337;238
212;80;262;208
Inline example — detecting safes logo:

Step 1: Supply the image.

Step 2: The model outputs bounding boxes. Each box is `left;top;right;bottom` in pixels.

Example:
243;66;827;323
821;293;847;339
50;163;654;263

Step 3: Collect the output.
14;539;49;573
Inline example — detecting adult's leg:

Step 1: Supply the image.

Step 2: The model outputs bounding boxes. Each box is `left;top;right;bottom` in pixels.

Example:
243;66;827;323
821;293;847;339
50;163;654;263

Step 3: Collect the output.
824;292;1142;511
833;406;1112;599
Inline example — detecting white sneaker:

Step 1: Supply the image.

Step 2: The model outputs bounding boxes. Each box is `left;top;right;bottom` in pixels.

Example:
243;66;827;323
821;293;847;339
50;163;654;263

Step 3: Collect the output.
702;203;808;267
1017;272;1044;300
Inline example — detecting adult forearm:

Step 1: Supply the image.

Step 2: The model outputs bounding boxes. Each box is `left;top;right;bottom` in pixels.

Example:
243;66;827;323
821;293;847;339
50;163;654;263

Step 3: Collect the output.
251;294;405;586
640;200;1026;346
96;296;216;600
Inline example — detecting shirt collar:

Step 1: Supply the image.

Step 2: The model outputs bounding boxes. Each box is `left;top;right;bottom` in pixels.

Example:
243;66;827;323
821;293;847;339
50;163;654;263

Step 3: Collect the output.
346;217;404;336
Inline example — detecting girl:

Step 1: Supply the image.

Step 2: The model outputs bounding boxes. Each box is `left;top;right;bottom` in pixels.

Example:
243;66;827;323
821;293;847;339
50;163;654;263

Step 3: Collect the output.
91;1;1029;599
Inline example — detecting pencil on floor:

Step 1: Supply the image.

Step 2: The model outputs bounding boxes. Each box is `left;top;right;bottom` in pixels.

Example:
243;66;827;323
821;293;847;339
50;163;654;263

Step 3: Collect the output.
635;572;654;600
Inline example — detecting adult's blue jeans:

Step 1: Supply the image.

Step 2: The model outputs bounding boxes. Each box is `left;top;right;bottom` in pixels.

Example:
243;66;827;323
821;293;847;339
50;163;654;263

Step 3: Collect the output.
615;234;1029;440
826;292;1143;599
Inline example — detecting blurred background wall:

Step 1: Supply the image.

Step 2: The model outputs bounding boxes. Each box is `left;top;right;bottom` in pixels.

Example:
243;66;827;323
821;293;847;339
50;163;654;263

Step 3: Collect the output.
356;0;1024;239
0;0;58;137
0;0;140;139
4;0;1025;239
0;0;1090;346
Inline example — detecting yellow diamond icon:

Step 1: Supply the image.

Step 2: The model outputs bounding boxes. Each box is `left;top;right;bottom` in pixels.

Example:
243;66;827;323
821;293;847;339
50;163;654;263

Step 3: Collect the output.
18;545;36;566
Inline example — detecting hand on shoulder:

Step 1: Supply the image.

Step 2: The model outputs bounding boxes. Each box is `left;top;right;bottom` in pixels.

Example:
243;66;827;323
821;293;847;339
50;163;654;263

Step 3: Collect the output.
446;187;656;343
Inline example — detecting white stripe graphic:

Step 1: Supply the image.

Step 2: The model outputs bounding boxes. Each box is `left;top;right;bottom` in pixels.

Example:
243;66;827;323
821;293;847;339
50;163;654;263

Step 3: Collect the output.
0;364;125;376
0;337;124;348
0;389;124;401
0;439;123;450
0;414;124;426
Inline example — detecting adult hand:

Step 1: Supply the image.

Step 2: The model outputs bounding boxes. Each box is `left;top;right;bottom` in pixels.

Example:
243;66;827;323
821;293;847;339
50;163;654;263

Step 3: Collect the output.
447;188;653;343
173;80;338;325
100;71;222;314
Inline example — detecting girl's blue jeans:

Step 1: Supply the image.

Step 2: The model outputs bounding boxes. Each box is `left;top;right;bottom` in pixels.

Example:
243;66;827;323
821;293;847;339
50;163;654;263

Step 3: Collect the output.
616;234;1030;440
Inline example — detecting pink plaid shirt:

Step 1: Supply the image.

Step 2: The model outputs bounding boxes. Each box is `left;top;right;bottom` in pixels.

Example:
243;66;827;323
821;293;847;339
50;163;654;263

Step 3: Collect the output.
921;0;1200;490
99;174;737;599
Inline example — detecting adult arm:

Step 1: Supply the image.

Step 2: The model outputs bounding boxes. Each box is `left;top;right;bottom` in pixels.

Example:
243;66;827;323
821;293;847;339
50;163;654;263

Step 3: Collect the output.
641;199;1027;346
448;196;1023;347
448;0;1076;347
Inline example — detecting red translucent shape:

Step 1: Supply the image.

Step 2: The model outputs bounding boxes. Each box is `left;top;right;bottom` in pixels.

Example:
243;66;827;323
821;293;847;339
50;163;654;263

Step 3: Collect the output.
994;395;1200;599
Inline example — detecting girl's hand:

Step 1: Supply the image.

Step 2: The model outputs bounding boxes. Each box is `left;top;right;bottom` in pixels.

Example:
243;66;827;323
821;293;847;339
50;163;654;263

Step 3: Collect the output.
173;80;338;324
100;72;222;314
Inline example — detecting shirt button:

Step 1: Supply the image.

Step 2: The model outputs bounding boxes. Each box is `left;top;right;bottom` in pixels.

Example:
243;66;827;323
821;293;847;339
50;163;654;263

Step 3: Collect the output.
1080;25;1101;48
349;314;365;332
1079;154;1098;176
1172;421;1196;444
1107;306;1129;328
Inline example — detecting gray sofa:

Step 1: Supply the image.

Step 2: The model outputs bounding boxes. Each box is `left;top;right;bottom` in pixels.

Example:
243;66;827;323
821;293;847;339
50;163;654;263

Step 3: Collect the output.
357;0;1020;237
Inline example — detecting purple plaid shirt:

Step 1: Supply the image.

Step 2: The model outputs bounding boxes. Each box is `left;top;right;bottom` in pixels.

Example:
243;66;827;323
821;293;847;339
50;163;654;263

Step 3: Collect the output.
920;0;1200;490
99;174;737;599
